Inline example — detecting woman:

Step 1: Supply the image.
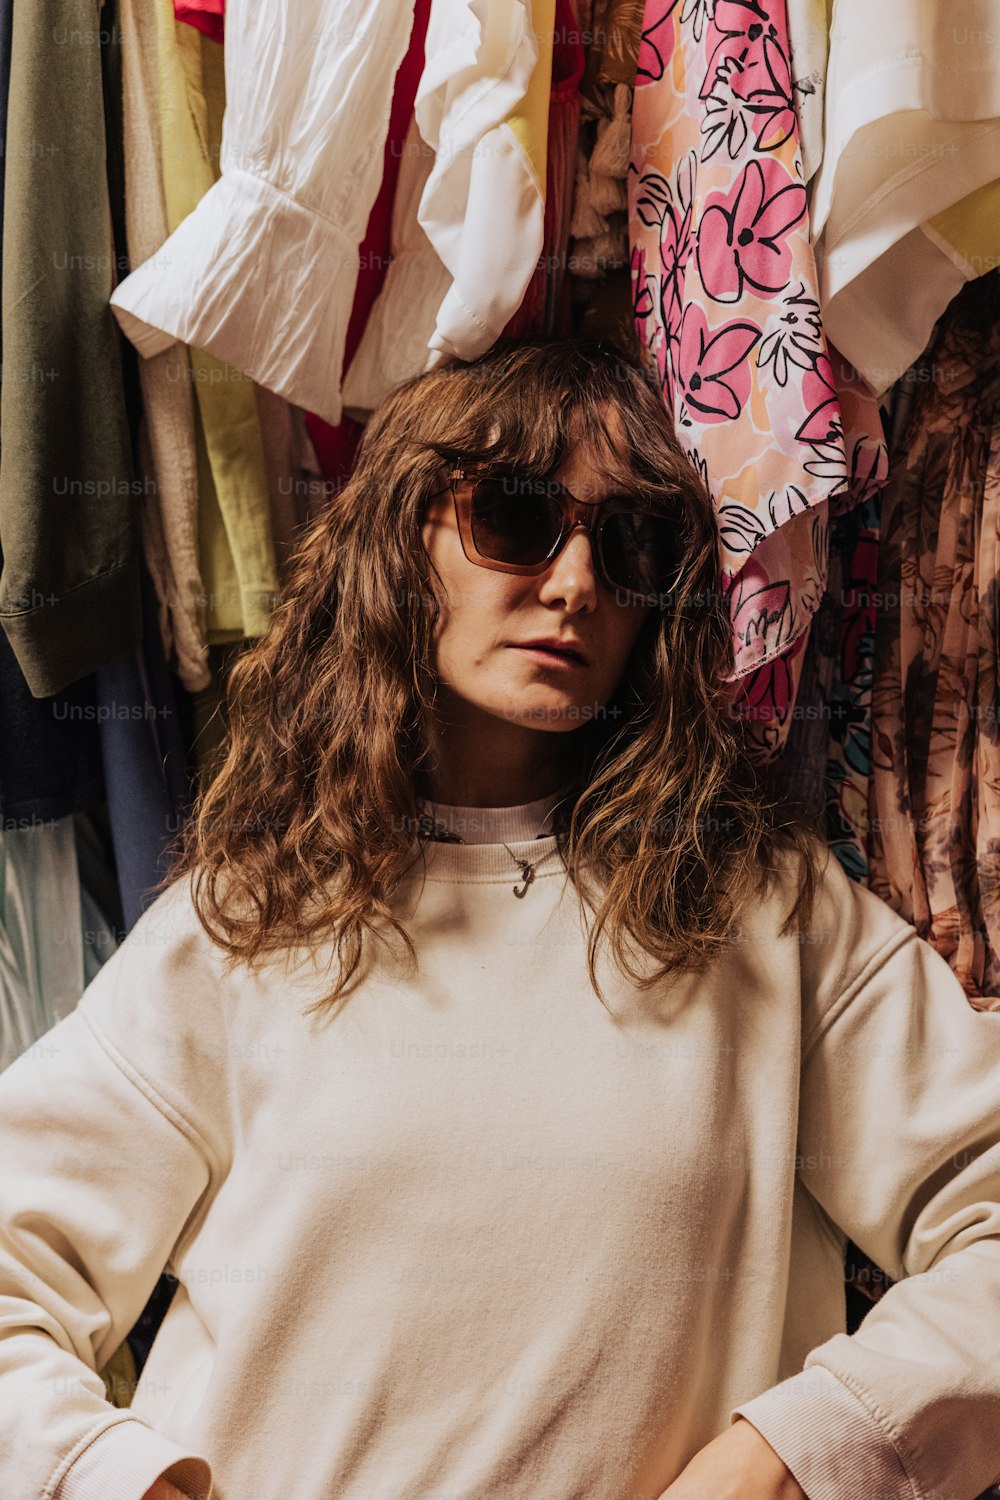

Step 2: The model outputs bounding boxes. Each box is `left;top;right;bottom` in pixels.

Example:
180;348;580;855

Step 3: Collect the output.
2;335;1000;1500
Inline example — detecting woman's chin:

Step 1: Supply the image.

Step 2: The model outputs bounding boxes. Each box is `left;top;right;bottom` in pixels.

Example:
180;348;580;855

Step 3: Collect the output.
487;687;605;731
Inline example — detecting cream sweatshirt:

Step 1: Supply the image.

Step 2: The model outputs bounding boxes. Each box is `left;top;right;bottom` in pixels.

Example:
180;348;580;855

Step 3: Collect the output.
3;817;1000;1500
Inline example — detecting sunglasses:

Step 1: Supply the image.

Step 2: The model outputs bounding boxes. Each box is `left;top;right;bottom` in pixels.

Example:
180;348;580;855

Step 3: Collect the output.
441;465;683;604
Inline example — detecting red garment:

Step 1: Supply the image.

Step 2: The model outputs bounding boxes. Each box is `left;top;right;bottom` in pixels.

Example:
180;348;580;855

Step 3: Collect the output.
304;0;433;490
174;0;224;44
502;0;585;338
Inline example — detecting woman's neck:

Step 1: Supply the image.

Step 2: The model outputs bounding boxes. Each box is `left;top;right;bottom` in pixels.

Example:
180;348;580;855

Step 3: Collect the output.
414;752;577;809
416;693;580;806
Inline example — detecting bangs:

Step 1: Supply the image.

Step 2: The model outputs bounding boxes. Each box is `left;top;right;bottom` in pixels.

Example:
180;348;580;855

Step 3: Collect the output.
410;335;693;512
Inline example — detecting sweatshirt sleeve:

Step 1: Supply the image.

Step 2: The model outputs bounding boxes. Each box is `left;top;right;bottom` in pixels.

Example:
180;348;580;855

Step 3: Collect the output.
730;847;1000;1500
0;876;231;1500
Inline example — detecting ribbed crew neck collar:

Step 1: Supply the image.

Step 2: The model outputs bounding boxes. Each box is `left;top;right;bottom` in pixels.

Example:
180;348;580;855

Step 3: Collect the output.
416;787;569;845
406;833;567;884
409;785;581;883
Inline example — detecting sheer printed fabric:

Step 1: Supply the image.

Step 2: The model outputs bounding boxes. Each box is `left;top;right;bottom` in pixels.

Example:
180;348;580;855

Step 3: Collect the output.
628;0;887;756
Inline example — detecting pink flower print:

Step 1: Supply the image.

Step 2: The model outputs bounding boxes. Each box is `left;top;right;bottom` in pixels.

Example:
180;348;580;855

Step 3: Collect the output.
663;152;696;326
727;571;795;662
717;498;767;556
701;54;753;161
637;0;682;83
633;153;697;390
630;244;670;390
731;639;798;726
696;158;806;304
740;30;796;152
797;354;840;448
632;243;655;326
700;0;776;100
676;303;760;423
797;354;849;493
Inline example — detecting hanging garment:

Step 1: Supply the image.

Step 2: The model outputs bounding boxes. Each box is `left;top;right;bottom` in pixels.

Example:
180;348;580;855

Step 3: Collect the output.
567;0;643;285
582;0;644;93
343;0;556;412
339;113;453;416
762;488;881;885
119;0;210;692
0;584;106;827
869;269;1000;1006
157;8;279;645
503;0;586;337
350;0;579;388
0;0;12;355
253;387;317;576
417;0;556;364
109;0;421;425
174;0;224;42
784;0;830;186
0;817;117;1074
629;0;887;759
812;0;1000;397
94;556;194;934
568;85;632;284
0;0;142;698
307;0;433;479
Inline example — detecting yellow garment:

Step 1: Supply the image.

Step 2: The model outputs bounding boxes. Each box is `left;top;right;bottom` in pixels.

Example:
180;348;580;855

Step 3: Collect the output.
156;1;278;642
505;0;556;199
193;400;248;640
99;1339;138;1409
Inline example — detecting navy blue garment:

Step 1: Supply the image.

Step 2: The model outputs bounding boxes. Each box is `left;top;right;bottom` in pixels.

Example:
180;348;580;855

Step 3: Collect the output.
0;544;106;825
94;552;195;935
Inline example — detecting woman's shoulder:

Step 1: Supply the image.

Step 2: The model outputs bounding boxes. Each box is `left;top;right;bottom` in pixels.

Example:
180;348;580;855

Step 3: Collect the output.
759;829;925;1030
74;869;236;1093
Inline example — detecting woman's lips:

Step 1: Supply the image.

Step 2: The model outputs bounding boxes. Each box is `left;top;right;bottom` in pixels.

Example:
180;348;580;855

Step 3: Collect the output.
510;645;587;669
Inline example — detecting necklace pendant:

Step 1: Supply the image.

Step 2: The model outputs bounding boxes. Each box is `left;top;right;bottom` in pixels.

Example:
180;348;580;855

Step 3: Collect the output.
512;862;535;898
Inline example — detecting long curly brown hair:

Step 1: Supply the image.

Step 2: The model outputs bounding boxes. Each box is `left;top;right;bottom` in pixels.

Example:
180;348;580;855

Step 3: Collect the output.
158;333;823;1010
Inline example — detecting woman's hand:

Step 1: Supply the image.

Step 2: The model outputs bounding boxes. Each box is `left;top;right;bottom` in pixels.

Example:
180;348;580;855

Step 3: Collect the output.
140;1477;192;1500
657;1415;808;1500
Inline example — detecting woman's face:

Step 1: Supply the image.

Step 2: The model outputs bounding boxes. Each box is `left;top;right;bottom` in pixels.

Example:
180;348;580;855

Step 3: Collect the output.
420;427;652;737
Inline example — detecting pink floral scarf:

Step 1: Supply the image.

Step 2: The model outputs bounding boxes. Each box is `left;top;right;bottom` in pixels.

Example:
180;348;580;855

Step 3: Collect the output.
628;0;887;757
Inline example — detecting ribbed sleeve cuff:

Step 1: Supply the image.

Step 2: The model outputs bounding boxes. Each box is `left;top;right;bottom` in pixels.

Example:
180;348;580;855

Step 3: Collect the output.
730;1364;911;1500
54;1415;213;1500
109;167;357;427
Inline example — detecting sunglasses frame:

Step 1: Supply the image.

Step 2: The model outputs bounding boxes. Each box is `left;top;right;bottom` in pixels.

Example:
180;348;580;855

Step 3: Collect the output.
445;464;678;603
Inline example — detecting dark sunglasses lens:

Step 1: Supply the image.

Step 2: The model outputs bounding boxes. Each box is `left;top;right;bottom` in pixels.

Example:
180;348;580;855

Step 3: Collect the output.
470;476;563;566
600;512;680;597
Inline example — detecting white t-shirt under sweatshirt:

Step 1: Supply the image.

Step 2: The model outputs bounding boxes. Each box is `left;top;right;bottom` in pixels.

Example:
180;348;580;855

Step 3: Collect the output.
3;801;1000;1500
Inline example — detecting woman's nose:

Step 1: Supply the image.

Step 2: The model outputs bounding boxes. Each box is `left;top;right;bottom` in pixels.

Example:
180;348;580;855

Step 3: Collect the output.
539;523;598;601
